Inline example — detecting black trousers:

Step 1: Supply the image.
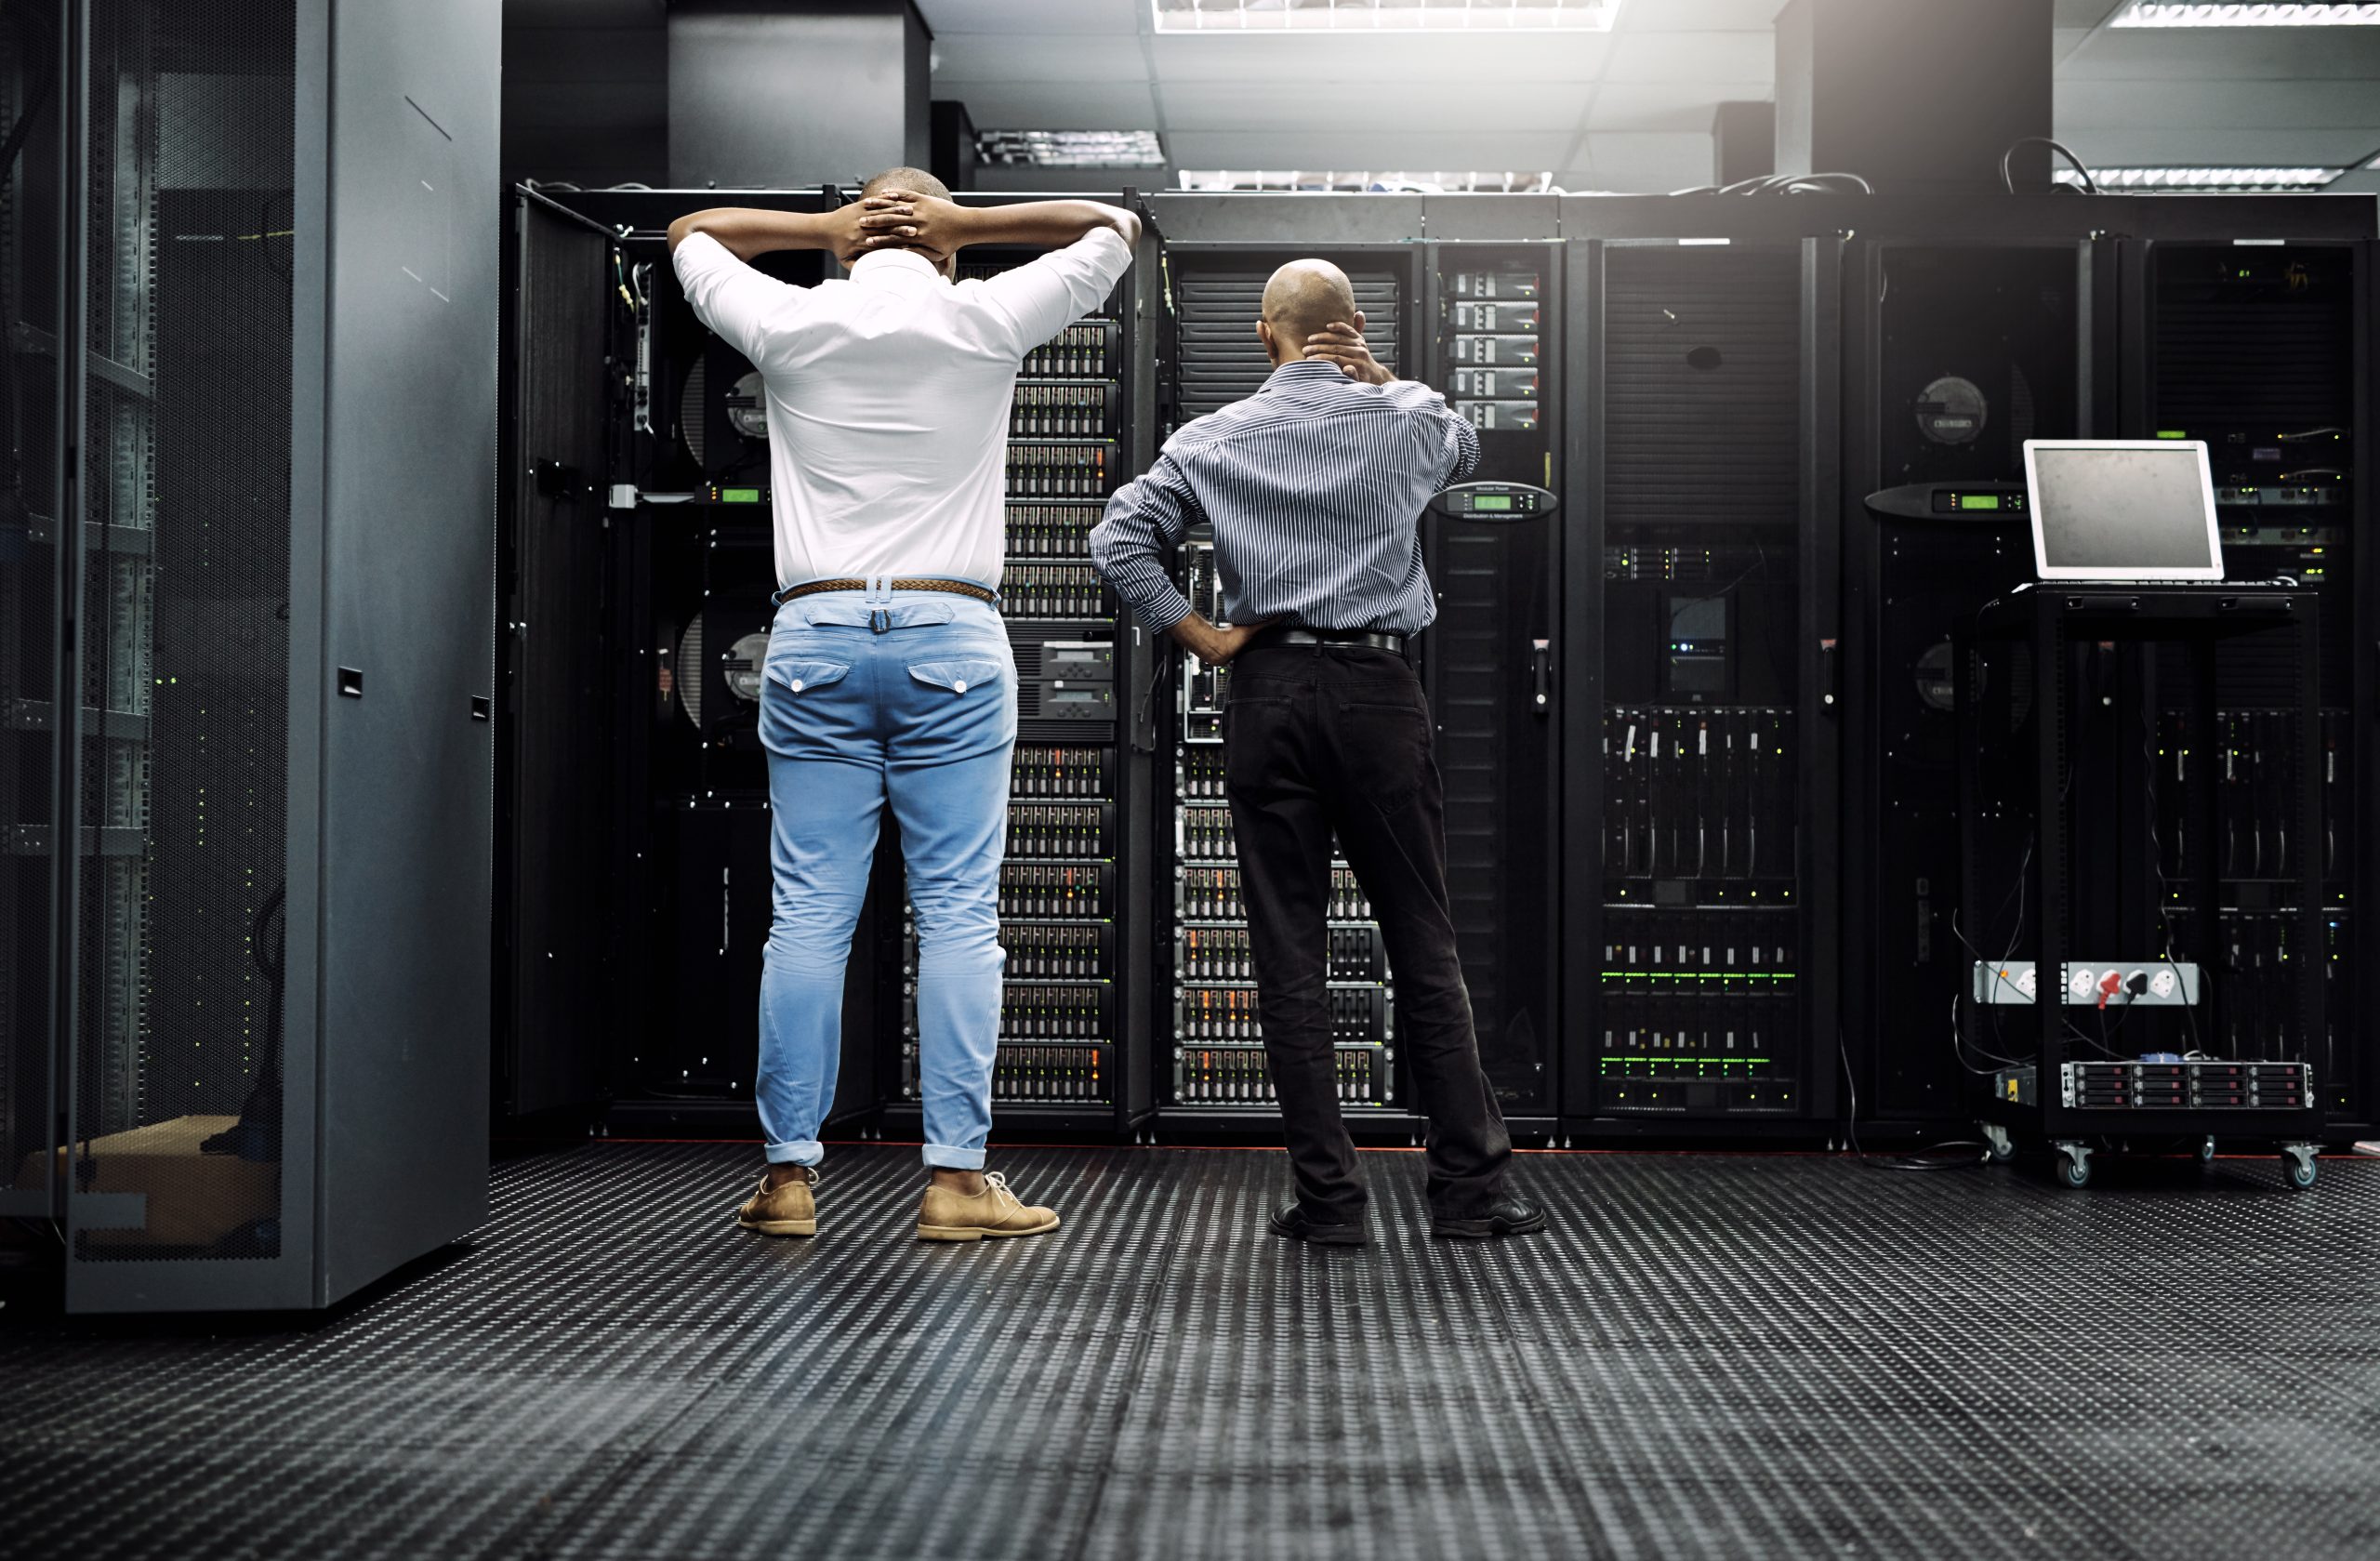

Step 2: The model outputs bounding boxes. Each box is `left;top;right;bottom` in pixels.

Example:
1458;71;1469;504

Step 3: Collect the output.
1222;642;1513;1222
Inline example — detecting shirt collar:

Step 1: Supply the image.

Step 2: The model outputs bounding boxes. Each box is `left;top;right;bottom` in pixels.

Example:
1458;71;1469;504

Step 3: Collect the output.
850;247;945;285
1262;358;1352;391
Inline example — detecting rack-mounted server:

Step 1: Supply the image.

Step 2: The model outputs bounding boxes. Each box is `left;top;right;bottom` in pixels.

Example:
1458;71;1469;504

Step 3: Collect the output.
1567;234;1835;1131
882;249;1143;1124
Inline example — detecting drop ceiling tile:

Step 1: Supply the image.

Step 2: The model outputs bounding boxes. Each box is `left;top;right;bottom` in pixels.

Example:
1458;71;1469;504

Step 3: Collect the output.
932;33;1151;83
1615;0;1792;28
2061;28;2380;81
1159;78;1587;131
1588;81;1769;131
914;0;1141;35
1163;128;1580;170
2058;79;2380;131
1151;31;1616;84
937;83;1162;128
1602;29;1774;82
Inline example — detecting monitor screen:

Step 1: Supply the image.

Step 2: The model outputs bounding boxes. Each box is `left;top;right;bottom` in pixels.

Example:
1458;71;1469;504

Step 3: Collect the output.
2027;442;2220;578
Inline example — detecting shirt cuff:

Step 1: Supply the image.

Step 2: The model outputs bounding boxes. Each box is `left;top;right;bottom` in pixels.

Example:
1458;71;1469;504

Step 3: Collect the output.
1132;589;1195;635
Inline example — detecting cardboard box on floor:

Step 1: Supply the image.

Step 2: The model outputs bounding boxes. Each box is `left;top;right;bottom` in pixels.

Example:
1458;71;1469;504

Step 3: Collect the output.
13;1116;276;1250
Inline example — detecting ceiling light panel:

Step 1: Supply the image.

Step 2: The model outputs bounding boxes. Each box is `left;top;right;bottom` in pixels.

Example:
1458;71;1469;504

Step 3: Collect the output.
1154;0;1624;33
2110;4;2380;24
2053;165;2345;188
977;130;1167;168
1176;169;1557;192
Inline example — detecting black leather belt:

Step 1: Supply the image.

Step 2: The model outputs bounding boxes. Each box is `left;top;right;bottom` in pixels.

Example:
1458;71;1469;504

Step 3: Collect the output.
1265;627;1408;655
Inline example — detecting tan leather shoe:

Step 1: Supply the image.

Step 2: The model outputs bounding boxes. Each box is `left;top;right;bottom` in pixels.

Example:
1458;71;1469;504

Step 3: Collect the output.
735;1166;818;1237
917;1171;1059;1242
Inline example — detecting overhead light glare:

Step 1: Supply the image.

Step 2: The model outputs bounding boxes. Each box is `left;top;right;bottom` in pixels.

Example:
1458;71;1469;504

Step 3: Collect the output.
976;130;1165;168
2111;3;2380;25
1153;0;1622;33
2053;165;2344;190
1177;170;1558;192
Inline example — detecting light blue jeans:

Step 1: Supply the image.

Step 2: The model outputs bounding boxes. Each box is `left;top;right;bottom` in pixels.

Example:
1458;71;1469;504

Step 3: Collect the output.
757;580;1014;1170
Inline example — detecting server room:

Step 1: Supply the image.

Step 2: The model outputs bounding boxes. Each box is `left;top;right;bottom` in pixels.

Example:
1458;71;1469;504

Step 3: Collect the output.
3;2;2377;1558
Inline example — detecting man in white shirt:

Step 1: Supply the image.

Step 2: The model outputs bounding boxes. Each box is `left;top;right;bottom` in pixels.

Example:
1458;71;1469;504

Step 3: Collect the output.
667;170;1138;1243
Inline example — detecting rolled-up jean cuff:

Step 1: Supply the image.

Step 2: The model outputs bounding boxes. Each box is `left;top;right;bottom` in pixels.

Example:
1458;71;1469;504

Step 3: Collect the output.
922;1143;986;1171
766;1140;825;1167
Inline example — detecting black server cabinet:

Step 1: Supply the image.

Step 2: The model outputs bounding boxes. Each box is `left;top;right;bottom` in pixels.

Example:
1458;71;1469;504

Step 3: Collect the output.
1157;231;1418;1125
878;206;1160;1138
1147;193;1567;1132
1841;229;2112;1131
1419;220;1563;1126
505;188;861;1134
2122;231;2374;1139
1562;222;1842;1136
4;0;498;1312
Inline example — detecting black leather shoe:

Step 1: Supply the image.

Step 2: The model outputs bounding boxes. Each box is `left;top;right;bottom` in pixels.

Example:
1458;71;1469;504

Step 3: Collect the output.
1431;1197;1548;1239
1268;1200;1368;1247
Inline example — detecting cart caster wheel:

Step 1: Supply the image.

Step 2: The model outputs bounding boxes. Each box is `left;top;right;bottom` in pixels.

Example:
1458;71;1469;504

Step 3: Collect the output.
1980;1123;2015;1162
2053;1142;2092;1189
2198;1136;2216;1165
2281;1146;2318;1191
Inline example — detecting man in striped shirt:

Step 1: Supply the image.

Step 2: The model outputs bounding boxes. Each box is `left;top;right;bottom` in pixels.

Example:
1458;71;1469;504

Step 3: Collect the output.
1090;260;1545;1245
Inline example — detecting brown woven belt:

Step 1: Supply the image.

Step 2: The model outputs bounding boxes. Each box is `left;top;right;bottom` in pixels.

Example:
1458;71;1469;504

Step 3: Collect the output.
773;577;998;606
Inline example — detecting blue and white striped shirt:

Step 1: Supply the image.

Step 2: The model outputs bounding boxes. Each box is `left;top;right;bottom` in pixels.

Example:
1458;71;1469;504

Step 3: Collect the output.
1089;358;1480;636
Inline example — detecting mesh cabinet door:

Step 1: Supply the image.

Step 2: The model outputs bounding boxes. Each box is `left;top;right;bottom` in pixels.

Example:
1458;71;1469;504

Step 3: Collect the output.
0;0;68;1224
63;0;298;1278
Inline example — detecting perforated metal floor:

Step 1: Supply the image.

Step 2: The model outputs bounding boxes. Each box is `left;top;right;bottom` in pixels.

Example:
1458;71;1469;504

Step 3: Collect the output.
5;1142;2378;1560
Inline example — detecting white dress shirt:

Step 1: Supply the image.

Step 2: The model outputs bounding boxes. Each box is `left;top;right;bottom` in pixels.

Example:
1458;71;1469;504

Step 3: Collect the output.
673;227;1134;589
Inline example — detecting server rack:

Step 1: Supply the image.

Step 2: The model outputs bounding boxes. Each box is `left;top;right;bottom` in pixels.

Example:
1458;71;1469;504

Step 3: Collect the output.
2119;221;2374;1142
510;188;863;1134
1559;200;1844;1140
1143;193;1566;1134
879;208;1161;1137
6;0;498;1312
1155;210;1419;1128
1420;202;1565;1129
1839;215;2116;1135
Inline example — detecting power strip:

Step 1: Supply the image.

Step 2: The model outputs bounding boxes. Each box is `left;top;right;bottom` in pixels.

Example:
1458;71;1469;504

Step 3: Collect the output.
1971;959;2202;1006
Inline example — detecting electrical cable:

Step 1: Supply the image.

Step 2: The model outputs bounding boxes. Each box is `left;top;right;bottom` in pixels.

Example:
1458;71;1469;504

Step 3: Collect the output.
1840;1023;1990;1171
2001;136;2098;195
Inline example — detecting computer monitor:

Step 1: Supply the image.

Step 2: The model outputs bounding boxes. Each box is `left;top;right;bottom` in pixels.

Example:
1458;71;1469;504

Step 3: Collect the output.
2021;439;2226;582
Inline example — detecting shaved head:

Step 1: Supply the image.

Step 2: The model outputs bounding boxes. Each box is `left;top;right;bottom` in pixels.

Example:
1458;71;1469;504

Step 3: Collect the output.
1261;258;1359;348
862;165;949;201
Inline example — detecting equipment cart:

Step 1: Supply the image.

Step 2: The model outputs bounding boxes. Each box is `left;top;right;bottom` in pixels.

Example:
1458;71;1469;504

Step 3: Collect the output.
1954;586;2327;1189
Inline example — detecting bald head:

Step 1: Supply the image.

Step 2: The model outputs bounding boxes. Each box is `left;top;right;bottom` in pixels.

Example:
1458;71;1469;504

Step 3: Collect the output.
862;165;949;202
1259;258;1362;365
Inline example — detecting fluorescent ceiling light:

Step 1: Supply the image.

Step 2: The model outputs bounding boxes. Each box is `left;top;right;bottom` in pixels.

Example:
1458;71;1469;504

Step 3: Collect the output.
2053;165;2344;190
1177;169;1557;192
2111;4;2380;24
1153;0;1623;33
977;130;1165;168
